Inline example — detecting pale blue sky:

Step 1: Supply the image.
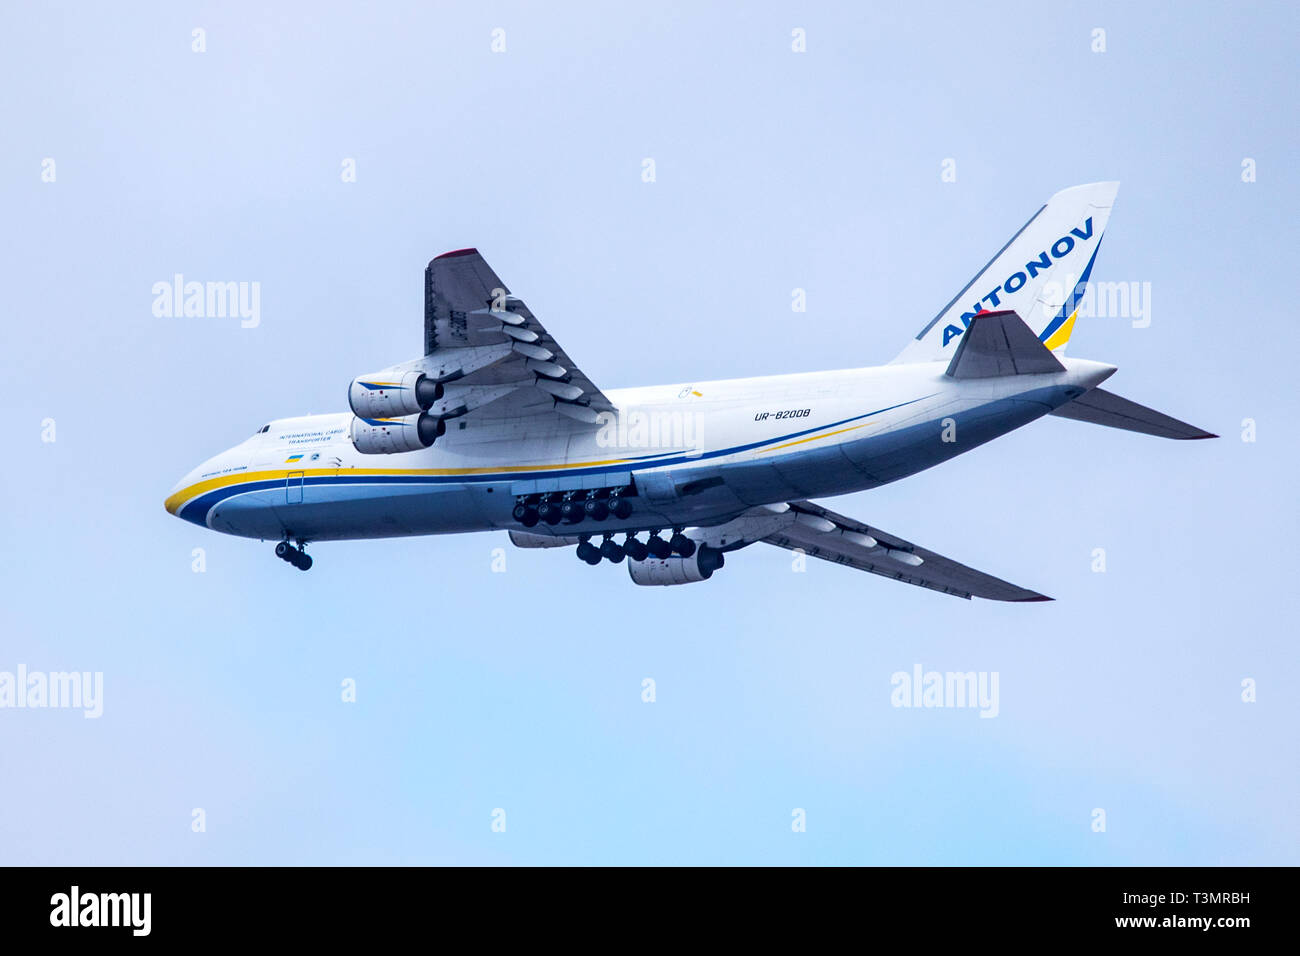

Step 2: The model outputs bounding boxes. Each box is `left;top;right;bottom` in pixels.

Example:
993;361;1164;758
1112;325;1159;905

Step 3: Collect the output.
1;0;1296;864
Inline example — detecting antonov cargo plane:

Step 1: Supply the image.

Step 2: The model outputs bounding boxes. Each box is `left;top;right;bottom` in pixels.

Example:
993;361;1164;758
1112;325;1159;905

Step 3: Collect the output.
165;182;1213;599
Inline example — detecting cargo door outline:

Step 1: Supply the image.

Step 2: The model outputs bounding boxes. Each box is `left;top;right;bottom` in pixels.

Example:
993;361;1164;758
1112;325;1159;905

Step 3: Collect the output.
286;471;304;504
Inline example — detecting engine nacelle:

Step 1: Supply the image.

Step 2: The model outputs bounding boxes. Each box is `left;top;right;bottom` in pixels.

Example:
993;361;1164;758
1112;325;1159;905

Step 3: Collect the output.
627;546;725;586
349;371;443;419
350;413;444;454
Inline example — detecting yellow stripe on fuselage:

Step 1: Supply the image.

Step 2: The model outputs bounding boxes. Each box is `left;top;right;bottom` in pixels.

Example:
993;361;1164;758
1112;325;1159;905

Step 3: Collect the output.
165;417;887;515
163;457;648;515
757;421;873;454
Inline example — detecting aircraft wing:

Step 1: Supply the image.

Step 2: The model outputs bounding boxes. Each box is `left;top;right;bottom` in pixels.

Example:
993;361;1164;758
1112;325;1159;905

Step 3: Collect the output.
757;500;1051;602
421;249;615;423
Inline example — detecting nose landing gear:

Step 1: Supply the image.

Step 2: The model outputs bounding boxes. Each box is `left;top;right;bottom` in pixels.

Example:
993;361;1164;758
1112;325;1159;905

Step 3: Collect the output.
275;539;313;570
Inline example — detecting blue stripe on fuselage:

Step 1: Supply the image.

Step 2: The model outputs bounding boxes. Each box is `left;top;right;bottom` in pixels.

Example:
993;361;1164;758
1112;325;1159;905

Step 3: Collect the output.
177;396;934;527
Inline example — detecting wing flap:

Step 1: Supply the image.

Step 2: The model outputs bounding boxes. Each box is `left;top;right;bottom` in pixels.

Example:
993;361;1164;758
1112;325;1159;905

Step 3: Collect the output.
760;500;1051;601
422;249;615;422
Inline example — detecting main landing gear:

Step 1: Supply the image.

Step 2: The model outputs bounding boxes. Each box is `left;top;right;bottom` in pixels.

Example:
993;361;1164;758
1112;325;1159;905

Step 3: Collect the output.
576;529;693;566
275;539;313;571
513;487;635;528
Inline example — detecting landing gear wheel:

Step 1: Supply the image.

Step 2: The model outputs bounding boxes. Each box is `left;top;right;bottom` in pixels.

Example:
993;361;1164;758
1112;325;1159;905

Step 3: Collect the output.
584;497;609;521
623;535;649;562
560;497;585;523
600;537;625;564
277;540;313;570
669;532;696;558
609;497;633;520
646;534;672;560
576;541;600;564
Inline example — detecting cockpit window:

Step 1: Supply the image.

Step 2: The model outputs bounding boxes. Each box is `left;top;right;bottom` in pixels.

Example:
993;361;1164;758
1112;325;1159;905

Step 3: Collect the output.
256;424;270;434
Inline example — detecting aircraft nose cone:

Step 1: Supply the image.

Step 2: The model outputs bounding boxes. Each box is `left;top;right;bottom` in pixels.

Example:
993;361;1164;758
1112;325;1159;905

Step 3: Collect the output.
165;477;188;516
165;463;206;517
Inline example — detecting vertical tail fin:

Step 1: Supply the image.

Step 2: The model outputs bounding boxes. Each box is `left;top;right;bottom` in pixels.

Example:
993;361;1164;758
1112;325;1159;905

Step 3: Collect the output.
893;182;1119;365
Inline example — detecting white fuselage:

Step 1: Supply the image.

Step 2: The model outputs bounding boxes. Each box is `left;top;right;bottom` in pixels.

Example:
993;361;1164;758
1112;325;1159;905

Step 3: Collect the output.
165;358;1114;541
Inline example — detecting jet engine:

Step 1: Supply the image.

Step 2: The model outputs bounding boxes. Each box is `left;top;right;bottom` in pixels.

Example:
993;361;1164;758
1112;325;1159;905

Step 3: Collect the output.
627;546;725;585
350;413;444;454
348;371;444;418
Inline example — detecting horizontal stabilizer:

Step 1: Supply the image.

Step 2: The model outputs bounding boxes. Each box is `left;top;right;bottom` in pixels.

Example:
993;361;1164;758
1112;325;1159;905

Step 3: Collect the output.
1049;388;1216;440
945;310;1066;379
